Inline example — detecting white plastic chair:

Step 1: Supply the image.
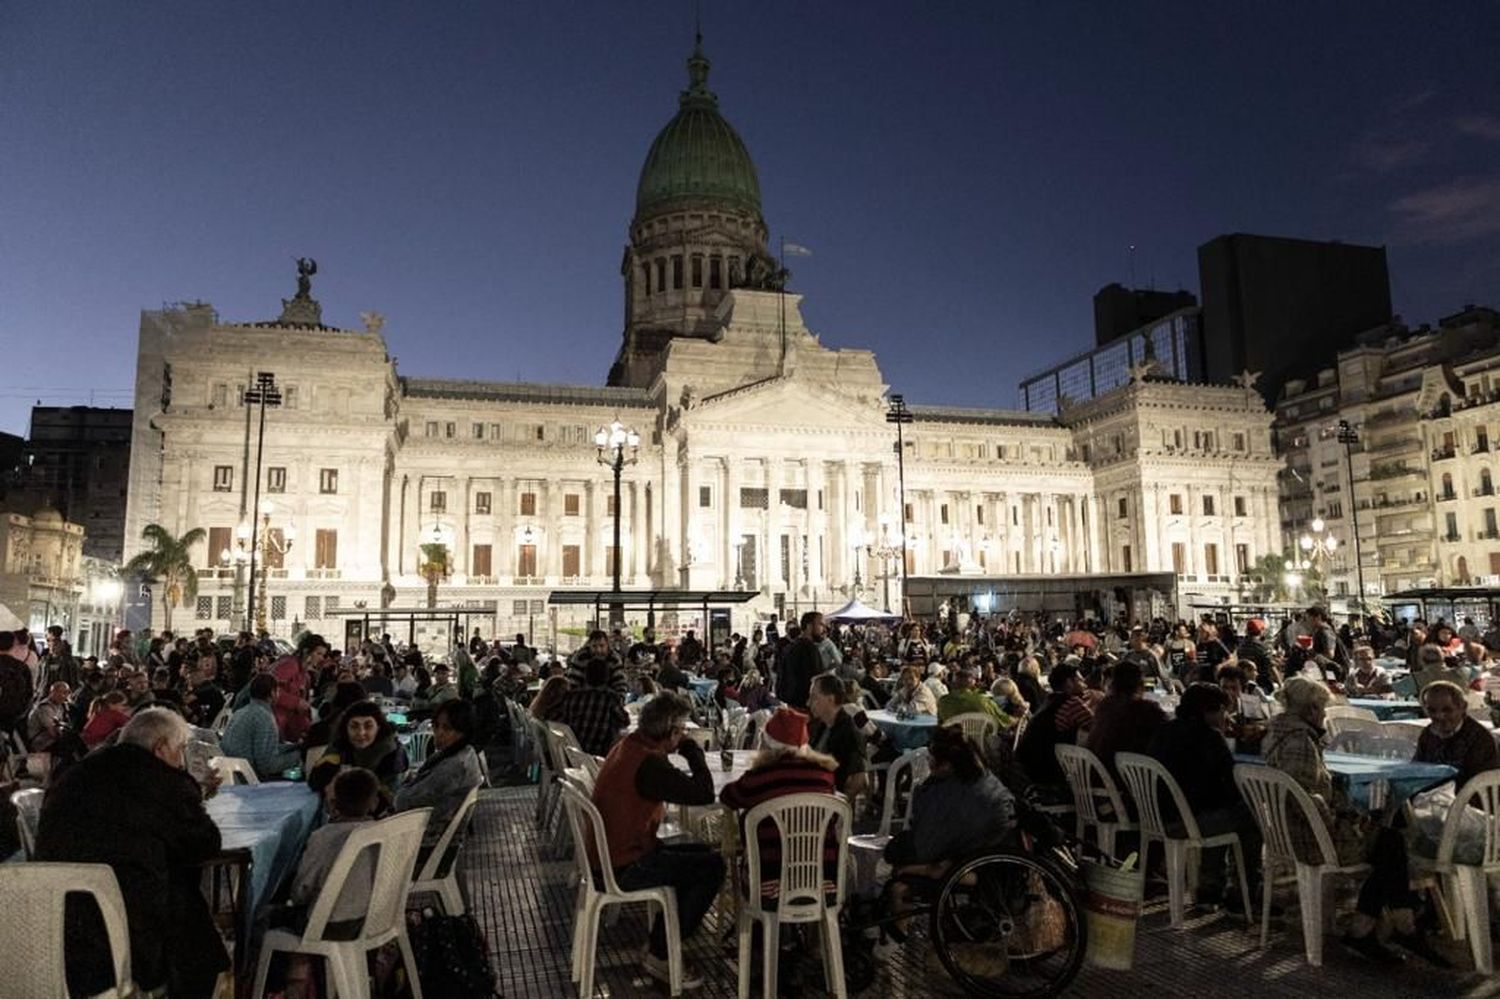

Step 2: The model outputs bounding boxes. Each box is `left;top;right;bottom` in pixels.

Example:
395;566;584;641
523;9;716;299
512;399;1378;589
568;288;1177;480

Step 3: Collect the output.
210;755;260;785
211;704;234;738
1233;764;1371;966
1055;744;1137;858
11;787;44;859
1410;770;1500;974
556;781;686;997
1323;714;1384;741
0;862;135;997
1323;705;1378;724
252;809;431;999
738;793;853;999
405;728;433;766
1115;752;1252;928
563;745;602;782
410;786;481;915
530;718;563;829
876;748;930;836
943;711;999;748
746;709;773;748
1328;731;1415;759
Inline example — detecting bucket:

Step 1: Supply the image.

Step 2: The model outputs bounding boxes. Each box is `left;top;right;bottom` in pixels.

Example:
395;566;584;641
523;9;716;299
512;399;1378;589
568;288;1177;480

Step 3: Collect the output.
1082;858;1143;970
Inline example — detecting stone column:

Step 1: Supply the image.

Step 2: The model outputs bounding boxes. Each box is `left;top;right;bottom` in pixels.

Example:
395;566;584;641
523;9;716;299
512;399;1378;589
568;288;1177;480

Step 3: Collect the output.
765;457;784;590
827;462;845;590
807;460;826;587
723;456;741;589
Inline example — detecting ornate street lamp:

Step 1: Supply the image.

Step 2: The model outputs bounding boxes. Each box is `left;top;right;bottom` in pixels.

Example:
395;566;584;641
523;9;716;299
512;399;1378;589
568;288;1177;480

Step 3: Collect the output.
220;520;252;627
242;372;282;631
867;518;904;613
251;499;295;634
1299;516;1340;571
847;524;867;597
595;419;640;624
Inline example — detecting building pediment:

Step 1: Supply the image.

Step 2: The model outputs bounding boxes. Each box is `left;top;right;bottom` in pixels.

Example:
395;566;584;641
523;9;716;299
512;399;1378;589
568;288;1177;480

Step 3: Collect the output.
683;374;887;433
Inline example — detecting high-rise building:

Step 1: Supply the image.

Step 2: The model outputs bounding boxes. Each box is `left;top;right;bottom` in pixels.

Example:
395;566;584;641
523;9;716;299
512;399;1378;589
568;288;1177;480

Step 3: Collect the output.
24;406;133;562
1198;233;1392;398
1018;307;1205;414
1093;283;1198;346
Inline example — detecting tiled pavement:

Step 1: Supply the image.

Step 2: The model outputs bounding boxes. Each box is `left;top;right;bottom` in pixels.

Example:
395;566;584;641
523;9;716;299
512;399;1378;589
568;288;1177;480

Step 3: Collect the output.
459;786;1500;999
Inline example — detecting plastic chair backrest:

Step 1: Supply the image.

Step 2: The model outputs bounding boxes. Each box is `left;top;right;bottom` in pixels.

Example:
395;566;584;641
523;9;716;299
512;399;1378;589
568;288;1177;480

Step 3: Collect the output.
1325;715;1384;740
1233;764;1340;866
944;711;999;745
1434;770;1500;869
547;722;583;762
11;788;43;859
747;709;772;747
1116;752;1201;840
0;862;133;996
742;793;852;919
530;719;560;778
1055;744;1129;828
559;766;595;796
878;748;930;836
414;786;480;882
1324;705;1377;723
210;755;259;785
1329;732;1414;760
303;809;430;943
1011;711;1030;745
211;704;233;737
406;730;433;764
557;781;625;896
563;745;602;780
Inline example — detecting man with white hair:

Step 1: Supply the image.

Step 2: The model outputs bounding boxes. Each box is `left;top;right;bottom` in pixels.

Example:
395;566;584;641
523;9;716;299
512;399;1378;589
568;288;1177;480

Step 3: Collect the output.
36;707;229;996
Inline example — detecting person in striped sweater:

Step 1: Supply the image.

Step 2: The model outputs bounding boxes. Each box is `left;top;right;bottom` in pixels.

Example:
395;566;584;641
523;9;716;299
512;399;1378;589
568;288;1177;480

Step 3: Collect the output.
719;707;842;904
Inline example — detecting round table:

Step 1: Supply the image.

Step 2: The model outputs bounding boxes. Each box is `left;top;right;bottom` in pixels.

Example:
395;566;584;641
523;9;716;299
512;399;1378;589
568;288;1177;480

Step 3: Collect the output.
867;709;938;751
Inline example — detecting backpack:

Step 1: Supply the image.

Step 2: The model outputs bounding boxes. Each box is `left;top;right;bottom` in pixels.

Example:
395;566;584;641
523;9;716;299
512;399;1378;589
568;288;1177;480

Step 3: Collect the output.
407;910;499;997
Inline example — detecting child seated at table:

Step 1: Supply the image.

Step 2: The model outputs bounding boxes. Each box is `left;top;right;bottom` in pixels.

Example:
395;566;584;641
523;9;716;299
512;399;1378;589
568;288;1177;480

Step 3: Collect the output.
276;767;382;997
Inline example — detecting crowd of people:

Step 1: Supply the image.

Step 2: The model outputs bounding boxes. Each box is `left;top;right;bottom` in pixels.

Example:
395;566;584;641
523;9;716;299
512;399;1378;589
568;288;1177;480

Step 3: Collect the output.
2;599;1498;991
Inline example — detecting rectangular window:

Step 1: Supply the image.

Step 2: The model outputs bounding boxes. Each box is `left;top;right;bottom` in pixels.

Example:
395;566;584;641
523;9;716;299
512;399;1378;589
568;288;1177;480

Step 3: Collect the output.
430;490;446;513
564;493;581;516
562;544;581;578
513;599;529;616
655;259;666;292
472;423;484;439
780;534;792;586
211;383;227;408
488;422;502;440
1169;494;1183;515
1234;495;1247;517
425;421;439;437
699;485;712;508
314;529;337;569
740;487;769;509
472;544;492;577
445;422;456;439
282;386;297;409
517;544;538;577
1233;432;1246;451
1202;494;1216;516
271;595;286;621
215;596;232;620
709;256;722;289
904;502;913;523
212;465;233;492
1445;512;1459;539
267;466;286;493
1117;497;1128;519
1121;545;1133;572
1171;542;1186;575
1204;544;1220;576
305;595;322;621
817;489;824;511
691;256;703;287
1236;543;1250;574
605;545;620;577
520;491;537;516
976;504;984;525
940;503;950;525
779;489;807;509
671;255;684;289
475;491;492;514
196;596;212;620
206;526;232;568
319;468;338;494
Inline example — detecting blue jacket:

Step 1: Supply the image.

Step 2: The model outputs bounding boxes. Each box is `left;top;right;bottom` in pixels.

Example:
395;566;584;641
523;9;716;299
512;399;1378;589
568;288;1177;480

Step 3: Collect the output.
219;700;301;778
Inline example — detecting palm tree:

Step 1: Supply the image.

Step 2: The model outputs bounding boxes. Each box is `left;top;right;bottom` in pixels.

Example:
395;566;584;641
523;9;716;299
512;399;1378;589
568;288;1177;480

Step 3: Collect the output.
124;524;207;633
1244;552;1324;605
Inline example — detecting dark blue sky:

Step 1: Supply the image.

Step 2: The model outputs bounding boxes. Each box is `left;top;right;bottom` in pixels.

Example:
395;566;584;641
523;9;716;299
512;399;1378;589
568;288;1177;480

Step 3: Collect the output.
4;2;1499;435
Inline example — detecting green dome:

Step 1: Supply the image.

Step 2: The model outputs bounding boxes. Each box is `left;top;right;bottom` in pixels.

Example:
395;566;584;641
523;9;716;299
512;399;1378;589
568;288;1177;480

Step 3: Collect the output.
635;43;762;218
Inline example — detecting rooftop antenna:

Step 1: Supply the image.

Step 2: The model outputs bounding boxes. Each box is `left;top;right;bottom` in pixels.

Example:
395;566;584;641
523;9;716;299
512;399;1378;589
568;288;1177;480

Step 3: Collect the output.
1128;244;1137;287
694;0;702;46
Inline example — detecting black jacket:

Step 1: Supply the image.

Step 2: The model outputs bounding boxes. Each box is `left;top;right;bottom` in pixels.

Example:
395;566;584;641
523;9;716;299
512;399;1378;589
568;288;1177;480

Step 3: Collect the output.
776;637;821;709
1147;717;1239;816
35;743;228;995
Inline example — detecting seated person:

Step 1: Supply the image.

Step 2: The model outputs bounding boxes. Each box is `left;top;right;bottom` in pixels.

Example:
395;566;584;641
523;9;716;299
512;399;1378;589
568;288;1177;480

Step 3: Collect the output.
410;664;459;716
885;724;1015;886
720;708;840;903
988;676;1029;726
301;680;368;752
735;669;778;713
593;692;724;989
936;664;1006;727
1264;677;1442;965
1218;665;1270;756
395;699;485;859
529;675;570;722
280;768;383;998
1148;683;1262;908
887;665;938;716
1085;660;1166;781
553;656;630;757
807;674;871;798
1414;680;1499;786
219;673;302;778
308;700;409;802
1344;644;1393;697
80;690;133;748
36;708;228;996
1015;662;1094;794
1410;644;1468;697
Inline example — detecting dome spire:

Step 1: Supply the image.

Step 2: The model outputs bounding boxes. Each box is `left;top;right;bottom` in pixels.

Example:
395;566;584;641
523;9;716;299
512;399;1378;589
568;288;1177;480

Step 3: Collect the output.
682;29;715;108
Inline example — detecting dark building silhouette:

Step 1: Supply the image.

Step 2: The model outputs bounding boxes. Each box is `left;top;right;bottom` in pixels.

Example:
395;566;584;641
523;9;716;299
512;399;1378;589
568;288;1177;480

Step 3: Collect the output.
24;406;133;562
1197;234;1392;397
1093;283;1197;346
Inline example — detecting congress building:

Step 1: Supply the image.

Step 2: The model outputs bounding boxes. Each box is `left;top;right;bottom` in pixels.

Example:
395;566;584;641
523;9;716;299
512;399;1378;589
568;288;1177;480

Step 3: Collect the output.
122;42;1281;646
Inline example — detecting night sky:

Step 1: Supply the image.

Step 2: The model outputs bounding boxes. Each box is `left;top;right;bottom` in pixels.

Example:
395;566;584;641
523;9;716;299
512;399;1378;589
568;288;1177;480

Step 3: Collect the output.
4;2;1498;435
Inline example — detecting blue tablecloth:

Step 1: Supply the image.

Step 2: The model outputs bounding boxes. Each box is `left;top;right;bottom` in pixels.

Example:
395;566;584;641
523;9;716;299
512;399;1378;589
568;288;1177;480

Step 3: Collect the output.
689;677;718;699
1237;752;1457;810
206;782;321;939
868;709;938;751
1348;698;1424;721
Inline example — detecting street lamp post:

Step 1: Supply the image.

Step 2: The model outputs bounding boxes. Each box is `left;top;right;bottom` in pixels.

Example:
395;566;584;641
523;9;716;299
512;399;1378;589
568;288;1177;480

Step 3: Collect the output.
847;524;866;598
886;394;913;616
242;372;282;632
1298;515;1339;604
1336;419;1368;610
595;419;640;625
868;519;903;613
220;521;252;625
250;500;295;635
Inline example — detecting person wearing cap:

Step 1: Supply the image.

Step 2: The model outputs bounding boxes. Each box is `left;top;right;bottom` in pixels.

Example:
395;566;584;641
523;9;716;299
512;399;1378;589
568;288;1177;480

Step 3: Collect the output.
936;663;1007;728
1234;618;1275;687
719;708;841;904
1014;662;1093;794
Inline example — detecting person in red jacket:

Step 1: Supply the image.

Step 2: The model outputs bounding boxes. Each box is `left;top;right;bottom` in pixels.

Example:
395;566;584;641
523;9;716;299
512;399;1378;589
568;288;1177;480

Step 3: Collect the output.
271;633;327;743
592;692;723;989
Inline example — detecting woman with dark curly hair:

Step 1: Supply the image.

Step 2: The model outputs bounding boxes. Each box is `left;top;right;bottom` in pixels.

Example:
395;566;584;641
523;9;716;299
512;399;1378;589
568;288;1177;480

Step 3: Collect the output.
307;699;408;802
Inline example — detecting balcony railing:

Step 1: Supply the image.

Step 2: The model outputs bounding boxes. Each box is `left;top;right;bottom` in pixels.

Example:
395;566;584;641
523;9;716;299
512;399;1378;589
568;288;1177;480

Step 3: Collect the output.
1476;487;1495;497
1439;490;1459;502
1370;464;1423;480
307;568;341;579
1477;530;1500;541
1432;448;1457;462
1441;533;1462;543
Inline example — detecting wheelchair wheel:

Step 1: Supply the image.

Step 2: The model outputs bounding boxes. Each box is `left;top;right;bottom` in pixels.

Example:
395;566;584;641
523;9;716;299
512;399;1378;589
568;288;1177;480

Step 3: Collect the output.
928;851;1086;998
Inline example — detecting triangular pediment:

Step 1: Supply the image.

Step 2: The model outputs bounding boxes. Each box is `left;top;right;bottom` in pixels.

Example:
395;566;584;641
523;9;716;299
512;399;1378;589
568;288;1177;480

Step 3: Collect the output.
684;375;887;431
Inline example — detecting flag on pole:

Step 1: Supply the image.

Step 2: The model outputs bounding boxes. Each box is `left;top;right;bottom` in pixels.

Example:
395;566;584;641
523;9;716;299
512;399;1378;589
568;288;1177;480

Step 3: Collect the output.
782;241;813;257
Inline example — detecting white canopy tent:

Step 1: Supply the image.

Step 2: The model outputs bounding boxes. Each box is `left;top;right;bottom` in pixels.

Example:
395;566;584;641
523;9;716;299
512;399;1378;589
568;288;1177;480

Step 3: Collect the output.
0;603;25;631
824;599;901;623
